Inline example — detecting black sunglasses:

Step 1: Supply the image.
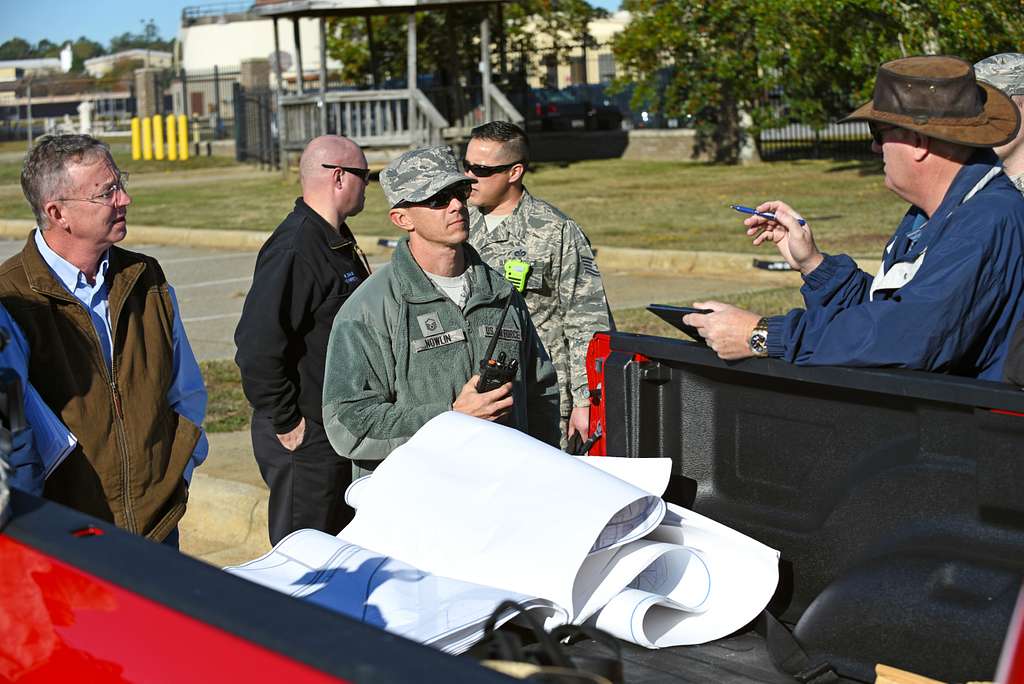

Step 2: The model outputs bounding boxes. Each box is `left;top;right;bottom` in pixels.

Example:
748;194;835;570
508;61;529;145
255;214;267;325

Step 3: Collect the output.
397;183;472;209
322;163;371;182
868;122;900;146
462;159;525;177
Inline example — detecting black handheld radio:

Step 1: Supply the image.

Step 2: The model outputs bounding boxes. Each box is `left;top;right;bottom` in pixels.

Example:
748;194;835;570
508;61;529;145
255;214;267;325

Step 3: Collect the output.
476;296;520;393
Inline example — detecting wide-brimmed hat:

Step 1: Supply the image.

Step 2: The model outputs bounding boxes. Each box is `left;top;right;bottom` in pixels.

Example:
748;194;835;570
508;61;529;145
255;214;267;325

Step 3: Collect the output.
842;55;1020;148
380;146;475;208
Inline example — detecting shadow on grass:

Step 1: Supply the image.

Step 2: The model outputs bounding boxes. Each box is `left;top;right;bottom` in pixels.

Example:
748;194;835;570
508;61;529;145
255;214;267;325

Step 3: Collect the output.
825;159;885;175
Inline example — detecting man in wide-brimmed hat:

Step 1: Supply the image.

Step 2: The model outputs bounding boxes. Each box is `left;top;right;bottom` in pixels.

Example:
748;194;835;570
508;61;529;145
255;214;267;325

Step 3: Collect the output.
975;53;1024;195
686;55;1024;381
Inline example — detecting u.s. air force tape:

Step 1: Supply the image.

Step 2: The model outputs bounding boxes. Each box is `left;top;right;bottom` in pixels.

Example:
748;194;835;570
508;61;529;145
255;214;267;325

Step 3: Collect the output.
478;325;523;342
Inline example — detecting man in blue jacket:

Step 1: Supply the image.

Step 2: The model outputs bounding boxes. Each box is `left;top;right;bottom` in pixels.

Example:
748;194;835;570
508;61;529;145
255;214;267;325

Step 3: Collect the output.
688;55;1024;381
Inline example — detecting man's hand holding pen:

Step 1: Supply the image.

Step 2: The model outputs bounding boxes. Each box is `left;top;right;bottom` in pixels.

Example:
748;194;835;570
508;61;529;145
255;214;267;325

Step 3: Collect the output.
742;200;824;276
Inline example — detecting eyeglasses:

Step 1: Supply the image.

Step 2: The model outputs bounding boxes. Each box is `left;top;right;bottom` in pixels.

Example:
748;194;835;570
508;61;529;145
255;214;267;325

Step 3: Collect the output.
321;164;371;182
869;122;901;146
396;183;472;209
58;172;130;205
461;159;524;177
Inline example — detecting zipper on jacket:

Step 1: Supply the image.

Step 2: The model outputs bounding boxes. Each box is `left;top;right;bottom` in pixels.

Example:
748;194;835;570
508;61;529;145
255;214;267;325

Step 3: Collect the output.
110;379;137;533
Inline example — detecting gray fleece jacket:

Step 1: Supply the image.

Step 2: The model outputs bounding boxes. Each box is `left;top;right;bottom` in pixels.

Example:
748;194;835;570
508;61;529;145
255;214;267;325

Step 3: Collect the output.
323;238;561;465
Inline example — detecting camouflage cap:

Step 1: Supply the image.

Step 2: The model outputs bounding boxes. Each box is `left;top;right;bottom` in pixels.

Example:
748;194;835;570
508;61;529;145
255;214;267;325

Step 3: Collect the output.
974;53;1024;97
380;145;475;207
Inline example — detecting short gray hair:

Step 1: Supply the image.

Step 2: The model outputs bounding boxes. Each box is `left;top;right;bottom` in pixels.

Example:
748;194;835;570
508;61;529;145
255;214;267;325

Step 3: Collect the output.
21;134;111;227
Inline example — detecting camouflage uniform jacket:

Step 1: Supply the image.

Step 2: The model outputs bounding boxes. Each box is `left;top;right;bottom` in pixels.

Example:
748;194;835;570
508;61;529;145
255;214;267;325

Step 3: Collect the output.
1010;172;1024;195
468;188;611;416
322;239;561;466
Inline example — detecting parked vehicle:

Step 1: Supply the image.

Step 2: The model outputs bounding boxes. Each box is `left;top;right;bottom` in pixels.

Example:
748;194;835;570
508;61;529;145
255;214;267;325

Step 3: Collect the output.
560;84;623;131
583;328;1024;682
6;322;1024;682
527;88;590;132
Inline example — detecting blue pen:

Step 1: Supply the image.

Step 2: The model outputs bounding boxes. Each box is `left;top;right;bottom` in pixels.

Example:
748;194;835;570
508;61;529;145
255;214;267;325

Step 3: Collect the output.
730;204;807;226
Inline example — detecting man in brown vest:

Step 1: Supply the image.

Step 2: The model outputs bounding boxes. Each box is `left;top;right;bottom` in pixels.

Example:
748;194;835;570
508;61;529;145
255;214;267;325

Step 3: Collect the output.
0;134;207;546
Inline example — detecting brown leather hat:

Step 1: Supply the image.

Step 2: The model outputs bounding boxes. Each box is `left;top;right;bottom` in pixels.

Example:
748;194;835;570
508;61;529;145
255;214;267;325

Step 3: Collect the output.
842;55;1021;147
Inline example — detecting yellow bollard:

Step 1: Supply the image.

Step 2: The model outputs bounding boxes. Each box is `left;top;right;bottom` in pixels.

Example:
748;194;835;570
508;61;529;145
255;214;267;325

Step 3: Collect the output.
153;114;165;160
166;115;177;161
177;115;189;161
131;118;141;160
141;117;153;161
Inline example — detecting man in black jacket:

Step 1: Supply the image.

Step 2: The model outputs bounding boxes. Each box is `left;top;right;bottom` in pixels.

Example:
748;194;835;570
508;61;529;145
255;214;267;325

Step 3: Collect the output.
235;135;371;544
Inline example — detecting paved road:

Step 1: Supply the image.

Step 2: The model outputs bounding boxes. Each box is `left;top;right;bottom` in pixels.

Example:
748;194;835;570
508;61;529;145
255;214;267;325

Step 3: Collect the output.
0;238;775;360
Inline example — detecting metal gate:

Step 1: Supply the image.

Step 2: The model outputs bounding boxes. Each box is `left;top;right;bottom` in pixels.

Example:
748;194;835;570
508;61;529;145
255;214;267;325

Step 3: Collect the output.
233;83;279;170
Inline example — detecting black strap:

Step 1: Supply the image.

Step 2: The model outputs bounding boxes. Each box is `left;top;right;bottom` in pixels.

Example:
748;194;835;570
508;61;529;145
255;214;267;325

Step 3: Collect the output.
759;611;841;684
482;600;573;669
550;624;624;684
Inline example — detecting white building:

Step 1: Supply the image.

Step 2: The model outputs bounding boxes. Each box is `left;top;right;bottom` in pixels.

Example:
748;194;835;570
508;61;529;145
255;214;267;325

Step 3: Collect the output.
83;49;173;78
179;10;340;84
0;58;62;77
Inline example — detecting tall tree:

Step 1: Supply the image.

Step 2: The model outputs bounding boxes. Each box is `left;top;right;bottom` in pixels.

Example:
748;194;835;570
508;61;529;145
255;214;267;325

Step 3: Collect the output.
0;38;35;60
69;37;107;72
109;19;173;53
612;0;1024;163
325;0;607;89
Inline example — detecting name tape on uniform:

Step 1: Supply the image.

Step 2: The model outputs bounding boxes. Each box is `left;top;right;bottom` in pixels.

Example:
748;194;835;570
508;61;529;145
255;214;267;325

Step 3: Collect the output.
413;329;467;352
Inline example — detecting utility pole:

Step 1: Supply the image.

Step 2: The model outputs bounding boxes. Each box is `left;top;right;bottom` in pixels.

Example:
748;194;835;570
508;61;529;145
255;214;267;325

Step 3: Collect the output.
26;77;33;149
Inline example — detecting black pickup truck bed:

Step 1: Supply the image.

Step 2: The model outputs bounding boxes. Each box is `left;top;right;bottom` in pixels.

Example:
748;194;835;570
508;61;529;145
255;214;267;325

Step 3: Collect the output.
585;331;1024;683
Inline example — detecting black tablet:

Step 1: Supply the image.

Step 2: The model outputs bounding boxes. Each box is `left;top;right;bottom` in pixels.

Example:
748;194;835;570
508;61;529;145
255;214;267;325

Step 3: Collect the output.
646;305;712;343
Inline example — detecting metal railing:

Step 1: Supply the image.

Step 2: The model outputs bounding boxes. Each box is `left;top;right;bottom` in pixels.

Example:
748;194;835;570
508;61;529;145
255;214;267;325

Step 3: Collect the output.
757;120;873;161
278;88;452;149
182;2;253;21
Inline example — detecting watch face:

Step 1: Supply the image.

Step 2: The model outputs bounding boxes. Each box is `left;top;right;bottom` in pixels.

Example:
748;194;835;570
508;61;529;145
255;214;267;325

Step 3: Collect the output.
750;331;768;355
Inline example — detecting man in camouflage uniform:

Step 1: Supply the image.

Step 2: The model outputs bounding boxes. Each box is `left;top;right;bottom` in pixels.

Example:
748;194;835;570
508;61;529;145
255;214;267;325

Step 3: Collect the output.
978;54;1024;384
464;121;612;447
322;146;561;473
975;53;1024;194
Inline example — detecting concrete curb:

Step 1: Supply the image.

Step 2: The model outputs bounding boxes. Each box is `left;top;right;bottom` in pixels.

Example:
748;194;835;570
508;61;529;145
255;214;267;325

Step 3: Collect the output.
1;218;879;276
179;471;270;565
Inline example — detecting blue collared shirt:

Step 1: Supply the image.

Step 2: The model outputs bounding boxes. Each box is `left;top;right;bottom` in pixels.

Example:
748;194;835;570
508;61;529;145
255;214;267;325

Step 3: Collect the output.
0;303;78;494
34;230;208;481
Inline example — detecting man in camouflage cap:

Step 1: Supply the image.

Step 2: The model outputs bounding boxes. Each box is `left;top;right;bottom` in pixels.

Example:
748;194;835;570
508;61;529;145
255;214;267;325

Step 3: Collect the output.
975;53;1024;194
322;146;560;472
463;121;612;449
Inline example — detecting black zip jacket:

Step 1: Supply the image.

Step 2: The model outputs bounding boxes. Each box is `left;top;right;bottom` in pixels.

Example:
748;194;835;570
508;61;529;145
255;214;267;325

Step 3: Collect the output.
235;198;369;433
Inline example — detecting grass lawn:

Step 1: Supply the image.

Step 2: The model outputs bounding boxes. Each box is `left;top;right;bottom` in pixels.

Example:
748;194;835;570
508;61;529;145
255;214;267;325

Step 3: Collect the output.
201;359;251;433
613;287;806;340
1;156;906;256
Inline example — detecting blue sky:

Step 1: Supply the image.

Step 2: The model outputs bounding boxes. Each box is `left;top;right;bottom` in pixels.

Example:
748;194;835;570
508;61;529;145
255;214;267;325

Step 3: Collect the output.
1;0;620;48
1;0;193;46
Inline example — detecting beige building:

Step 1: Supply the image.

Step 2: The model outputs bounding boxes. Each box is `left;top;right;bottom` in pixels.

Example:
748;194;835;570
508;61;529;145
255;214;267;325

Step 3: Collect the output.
0;58;61;78
527;11;630;89
83;49;173;78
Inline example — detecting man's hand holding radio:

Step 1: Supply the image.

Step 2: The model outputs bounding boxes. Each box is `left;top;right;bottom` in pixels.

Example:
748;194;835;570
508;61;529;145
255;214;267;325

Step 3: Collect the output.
454;375;513;421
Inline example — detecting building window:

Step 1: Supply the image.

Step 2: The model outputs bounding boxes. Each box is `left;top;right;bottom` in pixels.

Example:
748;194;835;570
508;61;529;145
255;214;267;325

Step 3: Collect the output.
569;56;586;86
598;53;615;83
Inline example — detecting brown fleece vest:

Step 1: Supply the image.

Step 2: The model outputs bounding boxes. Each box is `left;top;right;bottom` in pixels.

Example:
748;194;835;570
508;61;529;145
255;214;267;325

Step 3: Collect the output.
0;232;200;540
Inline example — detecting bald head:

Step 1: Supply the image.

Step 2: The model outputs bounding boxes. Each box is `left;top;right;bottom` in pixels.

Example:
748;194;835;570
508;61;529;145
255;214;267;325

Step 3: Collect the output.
299;135;364;189
299;135;368;228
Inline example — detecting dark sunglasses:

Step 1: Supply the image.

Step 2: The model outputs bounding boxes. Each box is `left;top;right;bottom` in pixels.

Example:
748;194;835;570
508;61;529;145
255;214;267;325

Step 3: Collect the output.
322;163;371;182
397;183;472;209
868;122;901;146
462;159;525;177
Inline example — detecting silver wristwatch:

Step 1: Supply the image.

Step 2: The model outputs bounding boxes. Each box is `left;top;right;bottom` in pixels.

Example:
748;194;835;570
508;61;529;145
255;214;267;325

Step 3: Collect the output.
749;317;769;358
